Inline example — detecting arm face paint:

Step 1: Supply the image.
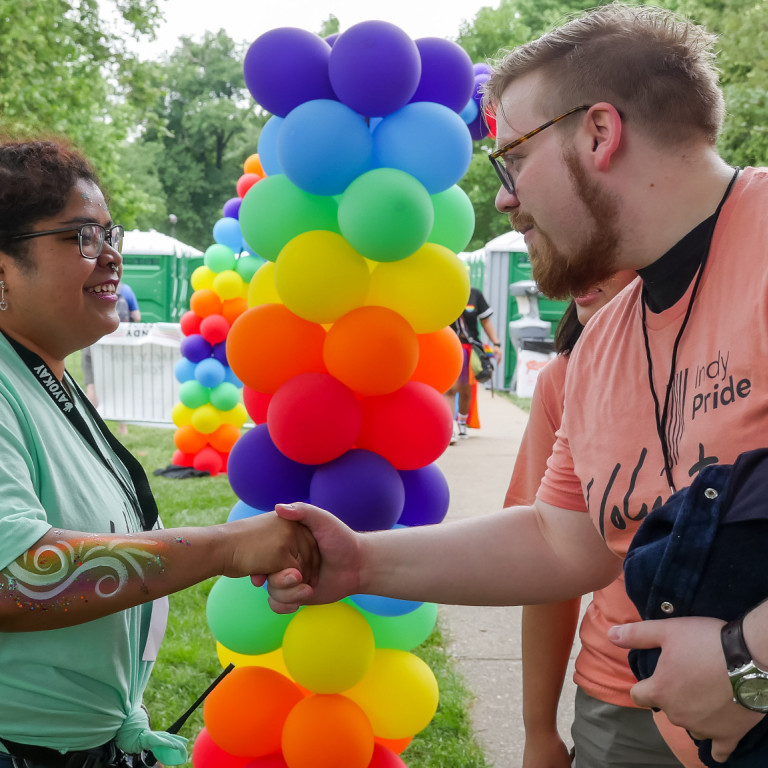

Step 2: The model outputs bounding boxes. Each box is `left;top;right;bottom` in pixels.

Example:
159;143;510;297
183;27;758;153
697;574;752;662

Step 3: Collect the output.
1;533;165;619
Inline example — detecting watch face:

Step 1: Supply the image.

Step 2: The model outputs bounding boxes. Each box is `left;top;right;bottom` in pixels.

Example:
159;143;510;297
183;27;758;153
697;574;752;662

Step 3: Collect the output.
736;674;768;712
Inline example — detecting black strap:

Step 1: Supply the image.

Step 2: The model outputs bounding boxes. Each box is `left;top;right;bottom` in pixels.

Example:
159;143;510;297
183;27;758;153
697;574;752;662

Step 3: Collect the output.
722;615;753;672
1;332;158;531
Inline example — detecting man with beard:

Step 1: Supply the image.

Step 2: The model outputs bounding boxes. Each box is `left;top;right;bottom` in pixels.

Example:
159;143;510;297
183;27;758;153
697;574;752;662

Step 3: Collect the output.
266;5;768;766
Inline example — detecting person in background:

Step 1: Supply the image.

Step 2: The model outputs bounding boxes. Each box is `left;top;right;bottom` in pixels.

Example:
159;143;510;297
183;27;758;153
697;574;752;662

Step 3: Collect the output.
267;5;768;765
445;285;503;442
0;137;317;768
506;270;700;768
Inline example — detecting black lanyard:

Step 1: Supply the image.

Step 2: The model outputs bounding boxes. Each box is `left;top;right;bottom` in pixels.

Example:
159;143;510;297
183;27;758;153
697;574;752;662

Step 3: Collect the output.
641;167;739;494
1;332;158;531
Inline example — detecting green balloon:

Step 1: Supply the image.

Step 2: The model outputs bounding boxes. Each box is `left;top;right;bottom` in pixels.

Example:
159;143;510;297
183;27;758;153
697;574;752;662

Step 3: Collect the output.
429;185;476;254
206;576;293;655
235;254;264;283
338;168;434;262
239;174;340;262
346;599;439;651
179;380;210;409
204;243;237;274
209;381;241;411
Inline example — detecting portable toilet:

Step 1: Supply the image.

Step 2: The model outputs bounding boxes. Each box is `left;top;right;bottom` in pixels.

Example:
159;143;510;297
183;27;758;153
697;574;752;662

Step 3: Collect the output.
120;230;204;323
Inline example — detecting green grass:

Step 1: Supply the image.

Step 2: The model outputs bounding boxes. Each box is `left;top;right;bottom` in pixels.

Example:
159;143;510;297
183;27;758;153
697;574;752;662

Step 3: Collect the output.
112;423;489;768
497;391;533;414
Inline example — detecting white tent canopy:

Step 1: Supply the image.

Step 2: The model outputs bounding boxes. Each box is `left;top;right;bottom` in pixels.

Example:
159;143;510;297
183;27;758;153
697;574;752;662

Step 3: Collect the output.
122;229;202;257
483;229;527;255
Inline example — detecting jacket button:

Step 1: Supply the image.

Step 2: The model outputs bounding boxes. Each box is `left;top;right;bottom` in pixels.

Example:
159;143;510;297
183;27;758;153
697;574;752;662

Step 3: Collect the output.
660;601;675;614
704;488;718;499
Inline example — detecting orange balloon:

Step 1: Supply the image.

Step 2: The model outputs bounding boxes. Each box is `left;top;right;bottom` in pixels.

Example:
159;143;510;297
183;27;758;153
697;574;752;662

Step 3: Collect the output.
190;289;223;318
203;666;303;757
221;296;249;325
410;327;464;393
244;153;265;177
323;307;418;396
227;305;327;394
281;694;374;768
375;735;413;755
208;423;241;453
174;425;208;454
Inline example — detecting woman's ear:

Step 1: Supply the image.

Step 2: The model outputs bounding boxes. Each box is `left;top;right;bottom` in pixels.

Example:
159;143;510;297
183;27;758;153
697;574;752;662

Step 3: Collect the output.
585;102;623;171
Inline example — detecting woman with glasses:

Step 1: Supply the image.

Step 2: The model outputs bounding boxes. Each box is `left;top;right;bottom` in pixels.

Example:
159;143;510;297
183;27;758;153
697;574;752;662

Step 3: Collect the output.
0;138;318;768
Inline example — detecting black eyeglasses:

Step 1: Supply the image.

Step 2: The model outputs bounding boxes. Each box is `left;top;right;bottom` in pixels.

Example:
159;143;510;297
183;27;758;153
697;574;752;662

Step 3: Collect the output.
489;105;591;195
11;223;124;260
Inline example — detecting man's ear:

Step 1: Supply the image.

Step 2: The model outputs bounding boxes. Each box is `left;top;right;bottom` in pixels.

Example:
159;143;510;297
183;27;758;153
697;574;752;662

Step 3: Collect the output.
584;102;623;171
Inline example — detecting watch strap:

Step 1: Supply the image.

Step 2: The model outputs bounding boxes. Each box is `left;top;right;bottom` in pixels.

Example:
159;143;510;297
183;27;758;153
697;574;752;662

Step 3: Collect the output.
721;615;752;672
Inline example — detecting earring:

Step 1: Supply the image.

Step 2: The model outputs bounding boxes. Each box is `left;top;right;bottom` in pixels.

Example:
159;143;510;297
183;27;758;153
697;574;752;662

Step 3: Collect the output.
0;281;7;311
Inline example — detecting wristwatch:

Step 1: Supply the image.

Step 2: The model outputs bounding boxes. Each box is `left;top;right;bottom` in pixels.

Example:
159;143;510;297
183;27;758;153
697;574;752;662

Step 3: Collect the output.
721;615;768;712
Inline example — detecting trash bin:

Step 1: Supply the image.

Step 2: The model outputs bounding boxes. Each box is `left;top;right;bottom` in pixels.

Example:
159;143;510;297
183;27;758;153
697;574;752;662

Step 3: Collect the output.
508;280;555;397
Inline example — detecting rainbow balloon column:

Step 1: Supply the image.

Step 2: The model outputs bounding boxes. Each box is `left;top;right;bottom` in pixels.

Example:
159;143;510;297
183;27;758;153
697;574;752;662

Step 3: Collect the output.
195;22;478;768
171;198;263;475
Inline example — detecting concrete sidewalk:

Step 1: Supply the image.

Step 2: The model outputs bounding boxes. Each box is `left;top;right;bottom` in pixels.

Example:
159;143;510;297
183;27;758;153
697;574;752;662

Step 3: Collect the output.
434;386;580;767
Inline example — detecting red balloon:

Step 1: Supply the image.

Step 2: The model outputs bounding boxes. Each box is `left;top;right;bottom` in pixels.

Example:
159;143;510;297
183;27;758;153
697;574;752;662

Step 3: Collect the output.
194;446;225;475
268;373;361;464
192;727;252;768
180;309;203;337
228;305;327;394
357;382;453;470
172;449;195;467
237;172;263;198
368;743;408;767
374;736;412;755
243;386;272;424
244;755;289;768
200;314;231;345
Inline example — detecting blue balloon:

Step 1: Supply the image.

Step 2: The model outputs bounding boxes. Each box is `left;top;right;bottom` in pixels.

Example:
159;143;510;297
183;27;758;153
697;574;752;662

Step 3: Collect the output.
195;357;226;389
224;366;242;388
373;102;473;194
213;217;243;252
309;449;404;532
350;593;423;617
277;100;373;196
397;464;450;526
228;424;315;510
227;500;269;522
460;97;479;124
174;356;197;383
467;73;491;141
257;115;284;176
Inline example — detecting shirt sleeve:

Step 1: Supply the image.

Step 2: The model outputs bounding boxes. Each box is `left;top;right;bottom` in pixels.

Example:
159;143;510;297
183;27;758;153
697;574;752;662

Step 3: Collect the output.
120;284;139;312
475;289;493;320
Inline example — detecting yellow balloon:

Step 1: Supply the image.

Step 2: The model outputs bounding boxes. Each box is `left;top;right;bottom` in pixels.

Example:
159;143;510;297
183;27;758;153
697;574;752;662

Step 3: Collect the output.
344;649;439;739
275;231;370;324
212;270;244;301
282;603;374;694
191;403;222;434
172;402;194;427
191;265;216;292
220;402;248;428
367;243;470;333
217;643;292;678
247;261;282;307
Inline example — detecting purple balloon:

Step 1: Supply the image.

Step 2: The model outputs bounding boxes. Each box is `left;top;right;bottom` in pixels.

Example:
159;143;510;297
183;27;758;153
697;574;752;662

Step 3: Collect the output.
397;464;450;526
180;334;212;363
329;21;421;117
467;73;491;140
212;341;228;365
243;28;335;117
228;424;315;510
473;62;492;76
223;197;242;219
410;38;475;113
324;33;339;47
309;449;404;532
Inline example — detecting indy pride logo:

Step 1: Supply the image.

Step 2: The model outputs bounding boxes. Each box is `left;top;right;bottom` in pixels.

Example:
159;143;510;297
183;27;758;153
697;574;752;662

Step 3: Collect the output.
33;364;73;412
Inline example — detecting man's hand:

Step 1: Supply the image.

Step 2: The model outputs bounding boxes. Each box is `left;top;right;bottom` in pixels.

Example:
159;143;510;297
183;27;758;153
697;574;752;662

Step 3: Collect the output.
609;617;764;762
522;732;572;768
266;503;363;613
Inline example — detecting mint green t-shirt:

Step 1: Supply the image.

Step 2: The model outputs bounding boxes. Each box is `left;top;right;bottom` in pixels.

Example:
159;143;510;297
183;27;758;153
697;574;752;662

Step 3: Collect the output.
0;334;161;751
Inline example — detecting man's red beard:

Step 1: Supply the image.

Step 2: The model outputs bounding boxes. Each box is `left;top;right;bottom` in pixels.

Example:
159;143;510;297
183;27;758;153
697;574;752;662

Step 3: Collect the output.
510;148;621;300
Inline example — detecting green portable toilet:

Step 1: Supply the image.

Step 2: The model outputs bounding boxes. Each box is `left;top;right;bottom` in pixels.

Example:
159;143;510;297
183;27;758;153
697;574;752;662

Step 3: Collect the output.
121;230;204;322
481;231;569;390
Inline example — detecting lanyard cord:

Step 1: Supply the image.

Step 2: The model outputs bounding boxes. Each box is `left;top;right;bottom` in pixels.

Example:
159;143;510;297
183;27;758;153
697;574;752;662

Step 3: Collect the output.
641;167;739;494
1;332;158;531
